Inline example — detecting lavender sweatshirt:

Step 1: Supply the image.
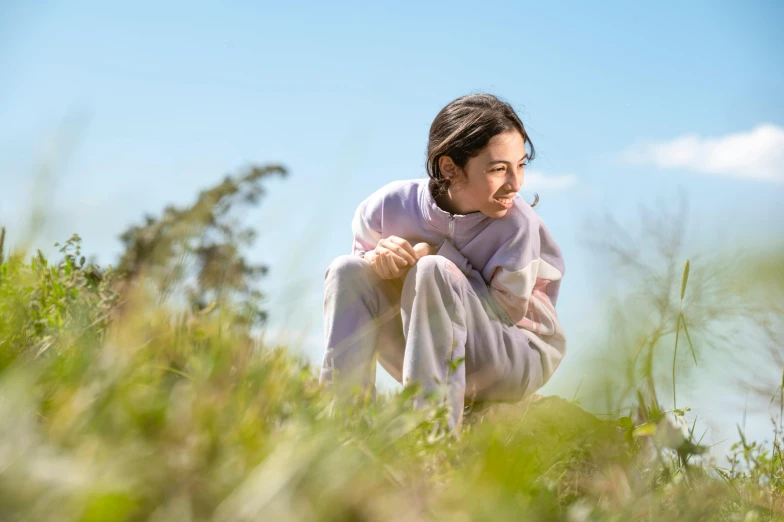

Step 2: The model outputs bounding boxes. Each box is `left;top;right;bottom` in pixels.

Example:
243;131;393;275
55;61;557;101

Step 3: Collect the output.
351;178;567;385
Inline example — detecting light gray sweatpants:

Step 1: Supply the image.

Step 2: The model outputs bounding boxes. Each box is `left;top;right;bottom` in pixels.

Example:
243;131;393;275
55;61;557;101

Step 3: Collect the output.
320;254;543;432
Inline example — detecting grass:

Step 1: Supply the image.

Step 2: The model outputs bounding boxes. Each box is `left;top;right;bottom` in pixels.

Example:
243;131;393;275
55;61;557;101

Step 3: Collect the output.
0;225;782;521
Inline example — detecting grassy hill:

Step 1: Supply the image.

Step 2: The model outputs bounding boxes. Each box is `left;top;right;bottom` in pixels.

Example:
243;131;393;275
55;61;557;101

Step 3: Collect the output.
0;227;782;521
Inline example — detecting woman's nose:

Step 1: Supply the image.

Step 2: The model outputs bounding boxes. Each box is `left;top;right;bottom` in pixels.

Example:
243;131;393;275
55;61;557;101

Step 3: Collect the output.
505;169;523;192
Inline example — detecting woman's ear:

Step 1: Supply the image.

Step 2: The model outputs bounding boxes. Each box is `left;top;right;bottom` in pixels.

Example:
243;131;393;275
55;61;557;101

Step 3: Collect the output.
439;156;459;180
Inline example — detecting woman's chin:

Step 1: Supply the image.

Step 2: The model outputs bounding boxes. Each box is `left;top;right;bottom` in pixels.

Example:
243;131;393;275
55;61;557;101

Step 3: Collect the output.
482;207;509;218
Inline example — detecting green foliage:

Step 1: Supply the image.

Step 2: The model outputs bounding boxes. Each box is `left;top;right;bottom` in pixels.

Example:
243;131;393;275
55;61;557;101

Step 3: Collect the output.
1;183;783;520
0;236;782;521
0;229;118;372
116;164;286;327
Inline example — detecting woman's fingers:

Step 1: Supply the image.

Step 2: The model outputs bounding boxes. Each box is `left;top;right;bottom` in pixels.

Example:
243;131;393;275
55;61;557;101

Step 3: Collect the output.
382;253;400;278
374;252;394;279
377;246;414;269
369;250;415;280
373;255;390;279
391;252;410;268
367;253;382;279
370;237;424;279
384;236;417;265
378;237;414;265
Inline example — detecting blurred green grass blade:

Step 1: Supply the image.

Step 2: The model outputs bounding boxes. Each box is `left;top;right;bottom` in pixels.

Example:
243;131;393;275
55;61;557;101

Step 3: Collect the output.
680;259;690;301
681;313;697;366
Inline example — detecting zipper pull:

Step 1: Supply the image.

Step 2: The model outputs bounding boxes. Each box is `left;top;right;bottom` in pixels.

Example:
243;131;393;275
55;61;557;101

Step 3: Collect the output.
447;215;454;240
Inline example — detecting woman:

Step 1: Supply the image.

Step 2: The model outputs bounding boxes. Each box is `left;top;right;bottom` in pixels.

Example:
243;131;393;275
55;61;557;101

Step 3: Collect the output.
320;93;567;433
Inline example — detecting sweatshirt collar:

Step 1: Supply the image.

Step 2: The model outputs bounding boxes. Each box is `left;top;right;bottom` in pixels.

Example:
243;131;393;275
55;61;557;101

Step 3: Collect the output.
420;179;491;238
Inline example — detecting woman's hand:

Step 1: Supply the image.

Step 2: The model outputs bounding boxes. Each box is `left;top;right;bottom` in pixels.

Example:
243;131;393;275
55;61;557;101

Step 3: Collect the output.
365;238;440;280
395;242;440;280
364;236;418;280
413;242;438;258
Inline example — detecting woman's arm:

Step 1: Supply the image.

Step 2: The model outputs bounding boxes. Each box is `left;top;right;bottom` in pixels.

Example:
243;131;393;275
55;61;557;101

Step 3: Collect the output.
351;198;382;258
435;221;567;384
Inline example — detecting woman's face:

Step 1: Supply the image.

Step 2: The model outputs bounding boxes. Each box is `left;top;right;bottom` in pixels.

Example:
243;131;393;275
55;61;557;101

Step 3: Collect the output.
437;130;528;218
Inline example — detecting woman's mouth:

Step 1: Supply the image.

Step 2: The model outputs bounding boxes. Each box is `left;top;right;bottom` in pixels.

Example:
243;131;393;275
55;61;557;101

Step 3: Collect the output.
494;195;515;209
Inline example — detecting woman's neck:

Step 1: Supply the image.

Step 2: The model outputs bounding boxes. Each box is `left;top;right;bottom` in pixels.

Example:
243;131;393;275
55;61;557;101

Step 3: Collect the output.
428;181;452;213
433;186;474;215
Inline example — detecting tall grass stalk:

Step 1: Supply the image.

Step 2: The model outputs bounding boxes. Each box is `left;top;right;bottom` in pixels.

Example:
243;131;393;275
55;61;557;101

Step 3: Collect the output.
672;258;698;409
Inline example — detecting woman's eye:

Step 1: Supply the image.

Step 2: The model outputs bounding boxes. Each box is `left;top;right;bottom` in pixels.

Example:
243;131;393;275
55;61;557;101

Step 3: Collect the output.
492;162;526;173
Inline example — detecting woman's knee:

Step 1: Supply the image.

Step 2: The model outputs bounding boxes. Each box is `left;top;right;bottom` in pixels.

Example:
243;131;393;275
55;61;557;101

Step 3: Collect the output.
404;255;460;288
325;254;371;282
467;345;543;403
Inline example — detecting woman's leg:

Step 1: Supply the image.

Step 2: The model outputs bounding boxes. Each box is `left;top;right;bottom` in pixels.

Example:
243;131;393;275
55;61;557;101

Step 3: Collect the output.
321;255;405;399
399;255;543;432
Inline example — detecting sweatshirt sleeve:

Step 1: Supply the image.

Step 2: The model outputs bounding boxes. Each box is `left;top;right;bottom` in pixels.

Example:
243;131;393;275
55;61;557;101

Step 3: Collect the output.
436;217;567;384
485;222;565;329
351;195;383;258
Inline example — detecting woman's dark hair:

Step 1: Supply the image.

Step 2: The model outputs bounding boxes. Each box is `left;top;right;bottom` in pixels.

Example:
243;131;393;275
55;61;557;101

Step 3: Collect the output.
426;93;539;207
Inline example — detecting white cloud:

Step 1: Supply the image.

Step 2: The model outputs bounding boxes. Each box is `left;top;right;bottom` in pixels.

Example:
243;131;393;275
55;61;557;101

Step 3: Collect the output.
618;123;784;182
523;170;578;190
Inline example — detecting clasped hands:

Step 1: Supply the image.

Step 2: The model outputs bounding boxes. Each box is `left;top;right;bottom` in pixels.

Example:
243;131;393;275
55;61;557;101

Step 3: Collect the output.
363;236;439;280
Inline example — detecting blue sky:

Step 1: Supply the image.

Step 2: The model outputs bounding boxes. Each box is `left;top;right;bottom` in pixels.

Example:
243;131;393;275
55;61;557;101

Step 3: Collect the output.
2;0;783;458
